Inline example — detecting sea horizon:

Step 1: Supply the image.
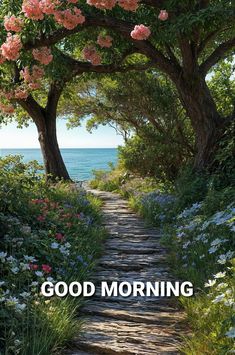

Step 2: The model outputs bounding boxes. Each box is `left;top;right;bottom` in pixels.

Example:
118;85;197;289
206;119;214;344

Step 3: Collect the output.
0;148;118;181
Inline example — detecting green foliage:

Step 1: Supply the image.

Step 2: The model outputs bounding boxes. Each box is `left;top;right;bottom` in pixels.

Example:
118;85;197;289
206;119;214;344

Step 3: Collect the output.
119;130;192;182
0;156;105;355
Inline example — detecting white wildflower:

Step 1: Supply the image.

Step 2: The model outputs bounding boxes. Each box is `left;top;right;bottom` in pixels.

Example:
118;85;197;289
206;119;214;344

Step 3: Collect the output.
11;267;19;274
6;256;16;263
35;271;43;277
212;293;225;304
214;271;226;279
51;242;59;249
16;303;26;312
30;281;38;287
24;255;37;263
183;241;191;249
211;238;222;246
0;252;7;262
217;255;227;264
208;245;219;254
20;263;30;271
205;279;216;287
6;296;19;306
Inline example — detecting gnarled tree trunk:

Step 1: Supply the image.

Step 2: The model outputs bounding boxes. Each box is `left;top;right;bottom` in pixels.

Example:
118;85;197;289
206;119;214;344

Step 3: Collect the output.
18;85;71;181
36;115;70;181
176;75;225;170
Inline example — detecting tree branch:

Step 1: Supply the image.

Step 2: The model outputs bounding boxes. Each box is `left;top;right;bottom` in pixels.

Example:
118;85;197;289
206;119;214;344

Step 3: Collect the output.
17;95;46;128
200;37;235;76
58;50;154;76
198;26;233;55
23;14;181;81
46;81;65;118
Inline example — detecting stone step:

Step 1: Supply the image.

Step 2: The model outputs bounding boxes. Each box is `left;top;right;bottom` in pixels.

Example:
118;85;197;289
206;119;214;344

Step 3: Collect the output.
93;267;172;283
98;254;168;270
81;302;184;325
71;316;182;355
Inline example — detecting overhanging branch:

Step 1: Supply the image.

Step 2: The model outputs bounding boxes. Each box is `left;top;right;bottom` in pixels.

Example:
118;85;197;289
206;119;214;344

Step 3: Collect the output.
200;36;235;75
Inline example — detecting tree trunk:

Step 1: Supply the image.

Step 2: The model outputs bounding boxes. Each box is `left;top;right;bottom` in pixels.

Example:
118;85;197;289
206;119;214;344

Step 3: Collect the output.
36;115;71;181
176;75;225;170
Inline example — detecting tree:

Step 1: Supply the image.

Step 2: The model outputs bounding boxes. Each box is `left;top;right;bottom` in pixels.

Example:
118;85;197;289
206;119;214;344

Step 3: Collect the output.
0;0;234;178
0;2;151;180
61;70;194;180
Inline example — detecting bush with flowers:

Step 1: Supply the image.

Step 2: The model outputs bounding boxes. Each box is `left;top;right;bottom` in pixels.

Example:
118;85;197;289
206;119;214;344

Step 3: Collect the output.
0;155;105;354
90;166;235;353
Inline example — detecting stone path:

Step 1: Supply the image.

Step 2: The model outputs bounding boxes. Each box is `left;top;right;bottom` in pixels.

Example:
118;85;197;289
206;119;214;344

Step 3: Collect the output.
65;189;185;355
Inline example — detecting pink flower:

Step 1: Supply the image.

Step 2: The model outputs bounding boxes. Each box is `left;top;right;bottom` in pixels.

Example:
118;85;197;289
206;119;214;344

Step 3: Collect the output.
158;10;168;21
39;0;61;15
4;16;24;32
54;8;85;30
82;45;101;66
97;34;113;48
29;263;39;270
37;215;45;222
42;264;52;273
21;65;45;90
86;0;116;10
5;91;14;100
22;0;44;20
14;87;29;100
131;24;151;40
55;232;64;241
118;0;139;11
0;103;15;114
32;47;53;65
1;33;22;61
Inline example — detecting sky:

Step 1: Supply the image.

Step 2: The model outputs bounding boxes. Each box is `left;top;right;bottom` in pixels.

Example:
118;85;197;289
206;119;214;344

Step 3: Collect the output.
0;119;124;148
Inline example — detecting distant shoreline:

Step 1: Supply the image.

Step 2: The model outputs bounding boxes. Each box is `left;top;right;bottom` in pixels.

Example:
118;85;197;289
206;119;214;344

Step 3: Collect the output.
0;147;118;150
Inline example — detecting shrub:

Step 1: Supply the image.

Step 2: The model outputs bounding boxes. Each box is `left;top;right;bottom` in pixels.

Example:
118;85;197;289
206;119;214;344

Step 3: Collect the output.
0;156;105;355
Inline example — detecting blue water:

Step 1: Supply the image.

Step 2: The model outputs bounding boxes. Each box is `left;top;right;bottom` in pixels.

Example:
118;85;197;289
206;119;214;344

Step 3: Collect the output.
0;148;118;180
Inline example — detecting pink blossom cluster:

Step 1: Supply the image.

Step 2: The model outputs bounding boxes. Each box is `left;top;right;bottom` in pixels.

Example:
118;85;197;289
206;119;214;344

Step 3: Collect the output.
39;0;61;15
131;24;151;40
22;0;44;20
21;65;45;90
1;34;22;61
158;10;168;21
14;87;29;100
4;16;24;32
32;46;53;65
0;103;15;114
97;34;113;48
22;0;85;29
4;91;14;100
87;0;140;11
82;45;101;65
86;0;116;10
118;0;139;11
54;8;85;29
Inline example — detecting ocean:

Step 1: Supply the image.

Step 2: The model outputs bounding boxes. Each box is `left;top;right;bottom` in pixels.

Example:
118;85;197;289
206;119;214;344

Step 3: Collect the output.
0;148;118;181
